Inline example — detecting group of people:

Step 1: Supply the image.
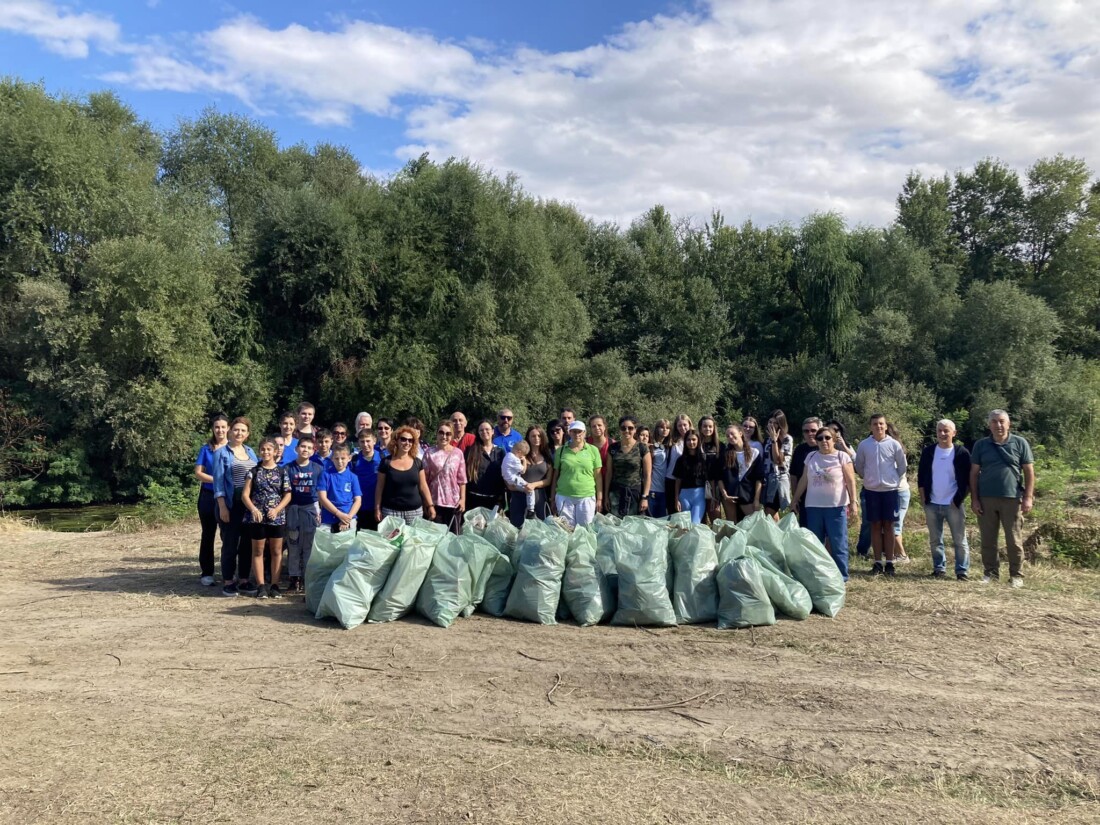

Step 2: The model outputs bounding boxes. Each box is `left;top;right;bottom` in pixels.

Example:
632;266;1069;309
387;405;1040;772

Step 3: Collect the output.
194;403;1035;599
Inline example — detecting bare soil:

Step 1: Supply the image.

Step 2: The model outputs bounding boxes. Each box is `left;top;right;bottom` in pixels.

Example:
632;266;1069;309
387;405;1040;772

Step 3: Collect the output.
2;522;1099;824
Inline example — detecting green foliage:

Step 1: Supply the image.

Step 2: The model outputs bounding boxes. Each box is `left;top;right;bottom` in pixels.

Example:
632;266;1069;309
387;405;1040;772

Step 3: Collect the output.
136;479;197;525
1;81;1099;506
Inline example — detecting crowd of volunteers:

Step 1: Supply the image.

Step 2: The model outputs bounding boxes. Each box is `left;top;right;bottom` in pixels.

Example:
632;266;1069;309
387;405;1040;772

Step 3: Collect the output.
194;403;1035;599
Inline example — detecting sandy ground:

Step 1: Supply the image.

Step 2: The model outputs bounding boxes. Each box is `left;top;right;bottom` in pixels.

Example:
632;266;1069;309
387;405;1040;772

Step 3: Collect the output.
2;521;1099;824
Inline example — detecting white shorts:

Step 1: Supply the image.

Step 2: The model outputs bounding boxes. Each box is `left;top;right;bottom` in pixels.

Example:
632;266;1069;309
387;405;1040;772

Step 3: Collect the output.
555;495;597;528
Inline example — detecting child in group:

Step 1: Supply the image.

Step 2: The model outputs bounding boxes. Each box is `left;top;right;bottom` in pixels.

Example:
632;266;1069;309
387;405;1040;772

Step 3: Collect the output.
502;439;537;518
294;402;317;441
276;411;298;465
311;428;335;471
351;428;382;531
285;436;322;594
318;443;362;533
241;437;292;599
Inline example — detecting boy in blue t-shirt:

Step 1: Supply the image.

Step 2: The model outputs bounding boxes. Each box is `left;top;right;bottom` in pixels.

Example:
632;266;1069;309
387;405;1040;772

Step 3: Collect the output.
351;428;382;531
311;428;336;471
285;436;322;593
277;411;299;465
318;443;361;533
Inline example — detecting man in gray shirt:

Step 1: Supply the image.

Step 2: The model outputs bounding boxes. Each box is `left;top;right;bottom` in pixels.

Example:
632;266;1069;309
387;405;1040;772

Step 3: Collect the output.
854;413;908;576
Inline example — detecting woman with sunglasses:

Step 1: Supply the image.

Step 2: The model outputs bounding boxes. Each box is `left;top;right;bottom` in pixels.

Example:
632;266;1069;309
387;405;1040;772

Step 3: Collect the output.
792;425;858;581
465;420;506;512
605;416;651;517
424;420;467;532
546;419;566;450
374;425;435;526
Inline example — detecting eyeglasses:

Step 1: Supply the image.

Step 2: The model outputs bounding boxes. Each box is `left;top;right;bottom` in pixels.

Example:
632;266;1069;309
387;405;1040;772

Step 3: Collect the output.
802;428;818;434
397;437;413;444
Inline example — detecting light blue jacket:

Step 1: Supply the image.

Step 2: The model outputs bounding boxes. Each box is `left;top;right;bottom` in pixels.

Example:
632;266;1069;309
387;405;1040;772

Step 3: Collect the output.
212;444;258;501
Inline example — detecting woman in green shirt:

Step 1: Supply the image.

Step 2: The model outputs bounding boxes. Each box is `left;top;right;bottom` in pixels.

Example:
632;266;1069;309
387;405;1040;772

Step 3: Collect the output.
550;421;603;527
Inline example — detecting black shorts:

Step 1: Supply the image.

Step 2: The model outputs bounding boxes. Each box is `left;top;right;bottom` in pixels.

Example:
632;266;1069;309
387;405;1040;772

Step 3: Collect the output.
864;489;900;522
248;523;286;541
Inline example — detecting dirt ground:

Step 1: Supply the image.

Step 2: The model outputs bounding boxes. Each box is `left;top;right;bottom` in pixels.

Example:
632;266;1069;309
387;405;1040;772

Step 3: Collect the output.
2;521;1099;824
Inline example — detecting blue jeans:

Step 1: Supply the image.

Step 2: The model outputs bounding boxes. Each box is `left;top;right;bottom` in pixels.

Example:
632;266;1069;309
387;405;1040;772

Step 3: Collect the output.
678;487;706;524
925;502;970;575
894;487;911;537
647;491;668;518
805;506;849;581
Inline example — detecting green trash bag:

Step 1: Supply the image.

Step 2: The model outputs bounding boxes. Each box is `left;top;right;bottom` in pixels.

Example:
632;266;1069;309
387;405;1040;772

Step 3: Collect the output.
484;516;520;557
304;528;360;616
595;528;621;605
611;527;677;627
479;551;516;617
736;510;788;572
562;526;612;626
711;519;739;541
460;532;507;617
415;533;471;628
368;518;447;623
376;515;406;541
316;532;401;629
717;530;749;566
666;511;692;530
593;512;622;532
782;527;846;617
504;519;569;624
669;525;719;624
717;556;776;629
462;507;496;536
777;512;799;533
747;546;812;620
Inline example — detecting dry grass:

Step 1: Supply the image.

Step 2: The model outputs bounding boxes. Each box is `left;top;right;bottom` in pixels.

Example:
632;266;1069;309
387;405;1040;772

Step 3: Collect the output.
2;523;1099;824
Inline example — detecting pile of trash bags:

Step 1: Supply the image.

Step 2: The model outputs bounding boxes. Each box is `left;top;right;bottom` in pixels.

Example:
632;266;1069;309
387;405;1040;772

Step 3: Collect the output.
304;509;845;631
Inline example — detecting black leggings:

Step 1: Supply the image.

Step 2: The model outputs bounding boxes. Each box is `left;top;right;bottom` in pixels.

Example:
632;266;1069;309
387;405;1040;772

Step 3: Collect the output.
197;488;217;577
218;493;252;582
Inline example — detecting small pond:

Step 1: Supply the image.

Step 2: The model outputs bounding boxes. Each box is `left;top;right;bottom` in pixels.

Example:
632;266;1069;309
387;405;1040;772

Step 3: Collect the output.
13;504;142;532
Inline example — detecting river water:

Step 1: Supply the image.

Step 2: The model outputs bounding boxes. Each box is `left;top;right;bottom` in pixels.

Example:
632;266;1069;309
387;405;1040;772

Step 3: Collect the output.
13;504;141;532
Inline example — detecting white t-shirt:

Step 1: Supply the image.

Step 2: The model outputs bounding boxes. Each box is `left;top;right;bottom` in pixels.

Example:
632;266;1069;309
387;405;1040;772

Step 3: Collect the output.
665;441;685;480
804;451;852;509
930;445;957;505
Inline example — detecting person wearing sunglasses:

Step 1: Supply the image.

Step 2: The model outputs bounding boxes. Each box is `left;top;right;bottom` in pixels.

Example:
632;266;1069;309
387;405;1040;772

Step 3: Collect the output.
792;425;858;581
330;422;351;452
424;420;467;532
492;407;524;452
790;416;823;522
605;416;651;517
375;425;435;526
546;419;566;450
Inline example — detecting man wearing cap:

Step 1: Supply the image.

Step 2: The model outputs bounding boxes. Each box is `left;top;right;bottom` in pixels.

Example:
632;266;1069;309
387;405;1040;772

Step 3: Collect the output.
492;407;524;452
550;421;603;527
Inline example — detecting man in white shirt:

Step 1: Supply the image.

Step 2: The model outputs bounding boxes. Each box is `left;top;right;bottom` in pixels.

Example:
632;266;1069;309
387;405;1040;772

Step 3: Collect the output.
917;419;972;581
853;413;908;576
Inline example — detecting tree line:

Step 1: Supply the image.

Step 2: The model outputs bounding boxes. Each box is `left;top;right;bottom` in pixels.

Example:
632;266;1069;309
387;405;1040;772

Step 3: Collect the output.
1;79;1097;506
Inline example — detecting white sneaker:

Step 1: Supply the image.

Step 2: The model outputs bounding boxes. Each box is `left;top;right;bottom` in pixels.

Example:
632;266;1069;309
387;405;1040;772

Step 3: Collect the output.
199;575;216;586
1010;576;1024;589
981;575;994;585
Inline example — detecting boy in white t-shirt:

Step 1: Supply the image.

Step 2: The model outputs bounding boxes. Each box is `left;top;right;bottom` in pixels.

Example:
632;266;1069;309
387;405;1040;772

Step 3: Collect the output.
502;440;536;516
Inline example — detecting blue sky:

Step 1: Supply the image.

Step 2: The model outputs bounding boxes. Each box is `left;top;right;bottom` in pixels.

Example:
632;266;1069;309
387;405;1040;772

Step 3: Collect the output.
2;1;1098;226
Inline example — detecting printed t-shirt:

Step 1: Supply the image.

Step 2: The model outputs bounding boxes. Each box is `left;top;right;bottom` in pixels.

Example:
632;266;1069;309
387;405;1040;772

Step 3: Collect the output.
287;461;322;506
318;468;362;524
245;465;291;525
803;451;853;509
423;448;468;508
553;444;602;498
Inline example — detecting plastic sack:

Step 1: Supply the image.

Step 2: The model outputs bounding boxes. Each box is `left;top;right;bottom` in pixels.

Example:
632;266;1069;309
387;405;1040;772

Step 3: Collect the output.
316;531;401;629
376;515;406;541
717;556;776;629
625;516;676;597
462;507;496;536
304;528;359;615
460;532;507;617
368;518;448;623
504;519;569;624
610;527;677;627
667;511;692;530
562;526;612;626
415;533;471;628
484;516;520;558
669;525;719;624
711;519;739;541
717;531;749;566
747;547;812;620
777;512;799;533
782;527;846;617
595;529;621;605
479;551;516;617
593;512;622;532
736;510;787;572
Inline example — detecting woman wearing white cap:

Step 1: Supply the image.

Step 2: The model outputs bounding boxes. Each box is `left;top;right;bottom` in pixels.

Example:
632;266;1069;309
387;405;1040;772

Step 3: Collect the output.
549;421;603;527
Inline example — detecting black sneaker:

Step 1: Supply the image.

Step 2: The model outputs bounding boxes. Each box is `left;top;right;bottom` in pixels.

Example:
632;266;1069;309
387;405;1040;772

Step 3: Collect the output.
256;586;270;600
957;572;969;581
884;562;897;577
238;581;259;596
269;584;284;600
870;562;884;576
932;570;947;579
221;582;238;597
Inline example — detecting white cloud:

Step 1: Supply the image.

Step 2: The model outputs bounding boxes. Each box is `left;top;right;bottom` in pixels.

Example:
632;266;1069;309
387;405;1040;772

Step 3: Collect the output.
0;0;119;57
8;1;1100;226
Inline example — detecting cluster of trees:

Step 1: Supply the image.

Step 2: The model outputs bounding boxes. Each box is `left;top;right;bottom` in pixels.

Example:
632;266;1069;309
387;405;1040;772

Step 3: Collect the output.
1;80;1098;506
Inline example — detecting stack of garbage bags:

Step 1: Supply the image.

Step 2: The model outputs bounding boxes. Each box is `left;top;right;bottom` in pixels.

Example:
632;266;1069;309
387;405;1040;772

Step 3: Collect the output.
302;507;845;630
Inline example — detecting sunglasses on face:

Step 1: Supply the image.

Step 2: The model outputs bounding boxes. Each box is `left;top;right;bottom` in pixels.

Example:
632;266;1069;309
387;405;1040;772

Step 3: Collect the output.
815;434;833;442
333;430;347;436
802;428;818;434
397;437;413;444
437;430;452;436
620;425;635;432
499;415;513;421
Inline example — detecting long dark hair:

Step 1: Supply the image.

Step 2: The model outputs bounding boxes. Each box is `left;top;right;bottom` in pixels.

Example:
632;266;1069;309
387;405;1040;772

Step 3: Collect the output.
526;425;553;464
208;413;229;448
698;415;720;455
767;409;789;443
466;419;496;482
